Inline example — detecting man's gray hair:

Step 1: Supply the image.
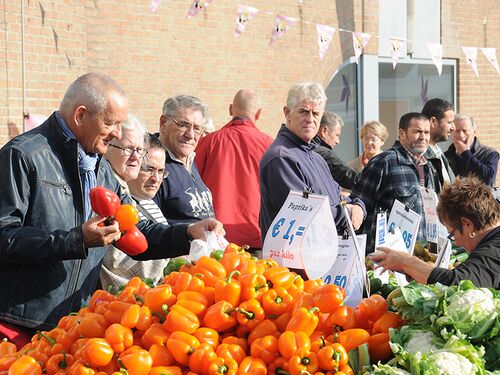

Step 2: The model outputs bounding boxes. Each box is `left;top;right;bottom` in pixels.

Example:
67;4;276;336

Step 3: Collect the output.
320;111;344;130
117;113;146;141
286;82;327;111
59;72;126;117
162;95;209;126
454;113;475;128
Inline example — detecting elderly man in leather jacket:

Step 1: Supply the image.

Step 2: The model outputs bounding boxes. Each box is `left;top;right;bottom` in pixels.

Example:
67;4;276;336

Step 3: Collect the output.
0;73;223;343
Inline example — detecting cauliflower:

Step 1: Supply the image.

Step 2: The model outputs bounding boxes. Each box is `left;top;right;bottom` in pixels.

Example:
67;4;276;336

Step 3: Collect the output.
447;288;496;315
404;331;440;354
427;351;477;375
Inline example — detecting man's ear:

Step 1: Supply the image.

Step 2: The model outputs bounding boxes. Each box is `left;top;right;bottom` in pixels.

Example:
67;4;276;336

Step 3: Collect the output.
229;104;233;117
283;106;290;122
159;115;167;131
429;116;438;129
73;106;86;127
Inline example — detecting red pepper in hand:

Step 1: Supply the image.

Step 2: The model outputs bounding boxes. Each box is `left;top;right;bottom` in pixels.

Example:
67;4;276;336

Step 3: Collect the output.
90;186;121;217
116;226;148;256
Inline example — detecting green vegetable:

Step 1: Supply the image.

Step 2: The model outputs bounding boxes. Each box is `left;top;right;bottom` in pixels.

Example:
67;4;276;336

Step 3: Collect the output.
362;363;411;375
163;257;190;276
210;249;224;261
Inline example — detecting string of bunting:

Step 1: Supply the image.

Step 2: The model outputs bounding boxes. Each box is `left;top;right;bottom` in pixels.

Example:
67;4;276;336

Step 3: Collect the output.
151;0;500;77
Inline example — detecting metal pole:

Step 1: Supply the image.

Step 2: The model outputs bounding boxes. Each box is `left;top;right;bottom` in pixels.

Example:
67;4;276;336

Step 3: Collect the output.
21;0;26;133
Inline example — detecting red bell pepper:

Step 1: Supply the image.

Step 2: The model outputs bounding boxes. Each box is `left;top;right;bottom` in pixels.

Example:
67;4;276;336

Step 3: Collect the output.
90;186;121;217
116;226;148;256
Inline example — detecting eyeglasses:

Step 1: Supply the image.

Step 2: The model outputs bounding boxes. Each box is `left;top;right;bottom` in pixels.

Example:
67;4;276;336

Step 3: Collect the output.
447;228;456;241
109;144;148;158
140;166;169;178
166;115;205;136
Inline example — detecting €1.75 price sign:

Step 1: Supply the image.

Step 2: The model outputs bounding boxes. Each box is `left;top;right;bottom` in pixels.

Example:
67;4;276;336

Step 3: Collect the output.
262;191;338;280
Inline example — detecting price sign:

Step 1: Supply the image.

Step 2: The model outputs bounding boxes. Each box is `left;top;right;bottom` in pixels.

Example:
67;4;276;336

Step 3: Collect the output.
421;187;441;243
387;199;421;254
262;191;338;279
321;235;367;307
435;236;452;269
373;211;389;284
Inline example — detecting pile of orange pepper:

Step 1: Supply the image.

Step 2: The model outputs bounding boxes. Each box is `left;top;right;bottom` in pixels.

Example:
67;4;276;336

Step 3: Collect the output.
0;244;404;375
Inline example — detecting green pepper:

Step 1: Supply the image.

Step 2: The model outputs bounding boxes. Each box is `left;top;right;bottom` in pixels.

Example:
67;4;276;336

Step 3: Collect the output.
210;250;224;261
163;257;190;276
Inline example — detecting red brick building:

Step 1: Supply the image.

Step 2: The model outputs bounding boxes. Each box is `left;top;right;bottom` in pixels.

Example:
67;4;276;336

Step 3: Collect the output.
1;0;499;181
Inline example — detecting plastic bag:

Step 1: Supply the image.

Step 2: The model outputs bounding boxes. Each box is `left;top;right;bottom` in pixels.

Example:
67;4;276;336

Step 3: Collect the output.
188;230;229;260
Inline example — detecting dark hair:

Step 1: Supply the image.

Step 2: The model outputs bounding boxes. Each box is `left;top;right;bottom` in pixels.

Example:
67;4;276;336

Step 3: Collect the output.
399;112;428;130
320;111;343;130
437;176;500;233
421;98;454;121
145;133;165;151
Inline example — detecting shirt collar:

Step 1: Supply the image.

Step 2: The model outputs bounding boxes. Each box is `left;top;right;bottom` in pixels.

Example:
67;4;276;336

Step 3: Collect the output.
166;148;196;172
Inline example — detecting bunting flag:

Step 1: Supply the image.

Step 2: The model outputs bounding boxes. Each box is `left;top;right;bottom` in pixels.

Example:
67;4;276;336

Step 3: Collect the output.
428;43;443;76
462;47;479;77
235;4;258;37
390;37;404;69
270;15;297;45
352;32;371;64
187;0;213;19
481;48;500;75
151;0;163;13
316;24;336;60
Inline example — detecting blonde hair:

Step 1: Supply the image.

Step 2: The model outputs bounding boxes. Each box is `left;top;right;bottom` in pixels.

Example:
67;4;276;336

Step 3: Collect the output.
360;120;389;143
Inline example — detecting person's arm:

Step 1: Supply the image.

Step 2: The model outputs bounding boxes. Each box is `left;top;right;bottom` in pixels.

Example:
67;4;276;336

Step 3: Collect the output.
369;246;435;284
315;147;360;189
455;148;499;186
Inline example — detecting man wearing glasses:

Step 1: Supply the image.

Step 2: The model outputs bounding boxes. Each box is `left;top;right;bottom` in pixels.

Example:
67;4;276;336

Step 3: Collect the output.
102;128;171;291
154;95;215;224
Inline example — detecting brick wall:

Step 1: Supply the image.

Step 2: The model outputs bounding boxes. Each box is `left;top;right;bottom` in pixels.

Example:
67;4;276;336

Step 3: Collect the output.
1;0;499;185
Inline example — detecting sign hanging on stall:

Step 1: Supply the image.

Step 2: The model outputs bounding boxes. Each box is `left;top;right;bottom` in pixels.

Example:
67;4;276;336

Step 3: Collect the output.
387;199;421;254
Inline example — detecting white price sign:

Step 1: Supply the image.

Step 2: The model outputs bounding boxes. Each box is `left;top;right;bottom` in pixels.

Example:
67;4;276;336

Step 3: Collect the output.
373;211;389;284
321;235;367;307
388;199;421;254
421;187;440;243
262;191;338;279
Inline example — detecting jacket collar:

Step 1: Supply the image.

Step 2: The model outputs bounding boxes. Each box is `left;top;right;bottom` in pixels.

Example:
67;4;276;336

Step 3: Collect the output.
225;116;257;129
313;135;332;149
279;124;318;152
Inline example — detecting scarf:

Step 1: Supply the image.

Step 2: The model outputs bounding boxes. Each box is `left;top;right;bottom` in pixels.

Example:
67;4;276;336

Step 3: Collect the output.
55;112;98;220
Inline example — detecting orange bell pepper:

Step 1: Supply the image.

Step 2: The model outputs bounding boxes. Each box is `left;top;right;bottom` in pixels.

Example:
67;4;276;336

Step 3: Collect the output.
149;366;182;375
372;312;403;334
262;287;293;315
357;294;388;322
143;284;176;313
310;334;331;354
104;323;134;353
313;284;345;314
317;343;348;371
216;343;246;365
191;256;227;287
163;304;200;334
0;340;16;357
166;332;200;366
117;345;153;375
165;272;205;295
239;274;269;301
175;290;209;317
103;301;134;324
367;333;393;363
45;351;75;375
221;335;249;354
237;299;265;329
140;323;170;350
333;329;370;353
239;259;266;276
278;331;311;359
264;266;294;289
237;356;267;375
325;306;357;332
121;304;152;331
247;319;280;346
303;279;324;294
286;307;320;336
203;301;238;332
81;338;114;367
221;252;244;273
214;270;242;307
208;356;238;375
188;342;217;374
88;289;116;312
268;357;289;375
193;327;220;348
269;311;292;334
250;335;280;365
149;343;175;367
288;348;318;375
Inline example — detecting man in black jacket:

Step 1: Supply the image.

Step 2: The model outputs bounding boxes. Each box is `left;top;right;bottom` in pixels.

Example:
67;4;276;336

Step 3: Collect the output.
0;73;222;344
313;111;360;189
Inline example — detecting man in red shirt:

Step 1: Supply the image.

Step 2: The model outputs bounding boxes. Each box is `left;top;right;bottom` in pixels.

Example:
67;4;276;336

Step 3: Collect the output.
195;89;273;249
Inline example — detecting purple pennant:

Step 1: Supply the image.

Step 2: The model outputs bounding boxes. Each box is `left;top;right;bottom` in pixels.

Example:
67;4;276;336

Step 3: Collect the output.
420;76;428;105
341;73;351;116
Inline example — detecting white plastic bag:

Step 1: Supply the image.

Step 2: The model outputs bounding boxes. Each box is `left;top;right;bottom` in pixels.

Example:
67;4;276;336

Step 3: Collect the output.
188;231;229;261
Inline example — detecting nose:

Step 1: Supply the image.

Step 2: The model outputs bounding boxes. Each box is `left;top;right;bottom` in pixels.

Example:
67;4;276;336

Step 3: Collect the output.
111;123;122;141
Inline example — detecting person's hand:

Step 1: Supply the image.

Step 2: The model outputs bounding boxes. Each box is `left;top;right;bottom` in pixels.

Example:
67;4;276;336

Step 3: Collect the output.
369;246;411;273
82;215;122;248
454;138;470;156
187;218;225;240
347;203;364;230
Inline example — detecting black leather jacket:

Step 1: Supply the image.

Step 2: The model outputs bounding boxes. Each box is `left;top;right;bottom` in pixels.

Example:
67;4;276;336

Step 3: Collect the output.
0;113;190;330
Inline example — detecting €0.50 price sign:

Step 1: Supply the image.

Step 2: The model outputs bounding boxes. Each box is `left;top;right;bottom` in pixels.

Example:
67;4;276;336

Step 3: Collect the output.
262;191;338;280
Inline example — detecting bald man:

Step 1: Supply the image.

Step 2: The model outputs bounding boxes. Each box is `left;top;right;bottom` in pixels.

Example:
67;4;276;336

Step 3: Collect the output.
195;89;273;249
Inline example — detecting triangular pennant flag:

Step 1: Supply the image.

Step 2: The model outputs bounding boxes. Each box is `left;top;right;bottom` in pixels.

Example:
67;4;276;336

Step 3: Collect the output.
187;0;213;19
462;47;479;77
270;15;297;45
427;43;443;76
316;24;336;60
389;37;404;69
352;32;371;64
235;4;258;37
481;48;500;75
151;0;163;13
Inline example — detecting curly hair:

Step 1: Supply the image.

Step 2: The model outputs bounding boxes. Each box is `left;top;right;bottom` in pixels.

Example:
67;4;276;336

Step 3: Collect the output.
437;176;500;233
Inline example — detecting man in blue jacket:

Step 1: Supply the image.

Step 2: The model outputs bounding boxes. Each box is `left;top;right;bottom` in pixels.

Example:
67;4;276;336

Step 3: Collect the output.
0;73;222;344
259;82;365;240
